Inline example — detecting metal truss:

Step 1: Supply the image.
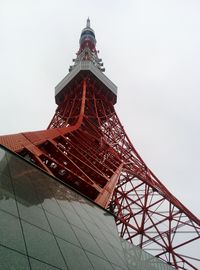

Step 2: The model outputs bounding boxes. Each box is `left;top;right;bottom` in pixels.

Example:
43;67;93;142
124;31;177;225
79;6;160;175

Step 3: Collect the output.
0;77;199;269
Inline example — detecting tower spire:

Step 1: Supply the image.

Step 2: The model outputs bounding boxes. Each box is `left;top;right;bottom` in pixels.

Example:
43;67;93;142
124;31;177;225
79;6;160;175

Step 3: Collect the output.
86;17;90;28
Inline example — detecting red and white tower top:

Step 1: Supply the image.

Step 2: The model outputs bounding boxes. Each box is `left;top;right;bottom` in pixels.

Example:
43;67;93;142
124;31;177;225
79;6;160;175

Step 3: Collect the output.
55;19;117;105
70;18;105;72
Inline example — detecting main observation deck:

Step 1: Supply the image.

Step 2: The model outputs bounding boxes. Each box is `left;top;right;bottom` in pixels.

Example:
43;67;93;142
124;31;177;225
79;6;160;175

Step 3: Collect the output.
55;61;117;105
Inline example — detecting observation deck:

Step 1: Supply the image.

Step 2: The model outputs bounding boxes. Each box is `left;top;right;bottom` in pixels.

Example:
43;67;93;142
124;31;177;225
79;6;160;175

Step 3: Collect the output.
55;60;117;105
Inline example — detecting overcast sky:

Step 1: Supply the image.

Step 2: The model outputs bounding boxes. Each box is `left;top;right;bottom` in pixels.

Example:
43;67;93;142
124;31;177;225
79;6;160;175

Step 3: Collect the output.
0;0;200;218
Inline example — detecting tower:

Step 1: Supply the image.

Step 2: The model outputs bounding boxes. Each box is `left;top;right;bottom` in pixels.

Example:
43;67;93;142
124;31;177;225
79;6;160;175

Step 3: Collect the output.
0;19;199;269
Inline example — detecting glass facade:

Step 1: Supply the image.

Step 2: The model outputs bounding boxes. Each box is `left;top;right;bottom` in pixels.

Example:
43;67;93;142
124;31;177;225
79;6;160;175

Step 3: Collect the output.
0;145;173;270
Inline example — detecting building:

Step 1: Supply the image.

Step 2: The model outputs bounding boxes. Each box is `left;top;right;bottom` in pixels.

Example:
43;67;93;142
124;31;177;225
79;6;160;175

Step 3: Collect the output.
0;144;174;269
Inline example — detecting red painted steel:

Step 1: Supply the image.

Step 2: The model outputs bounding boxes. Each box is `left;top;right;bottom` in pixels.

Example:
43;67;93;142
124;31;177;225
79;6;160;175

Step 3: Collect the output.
0;20;200;269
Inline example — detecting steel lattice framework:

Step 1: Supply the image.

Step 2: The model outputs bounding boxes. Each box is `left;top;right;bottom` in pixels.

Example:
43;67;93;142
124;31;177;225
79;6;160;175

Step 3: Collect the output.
0;19;199;269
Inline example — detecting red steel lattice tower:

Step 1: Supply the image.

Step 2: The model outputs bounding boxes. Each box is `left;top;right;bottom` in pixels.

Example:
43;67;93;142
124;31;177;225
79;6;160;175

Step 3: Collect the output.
0;19;200;269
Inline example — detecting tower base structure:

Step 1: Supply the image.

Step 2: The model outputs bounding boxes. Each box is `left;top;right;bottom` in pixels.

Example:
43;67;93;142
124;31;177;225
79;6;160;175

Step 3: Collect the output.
0;20;199;269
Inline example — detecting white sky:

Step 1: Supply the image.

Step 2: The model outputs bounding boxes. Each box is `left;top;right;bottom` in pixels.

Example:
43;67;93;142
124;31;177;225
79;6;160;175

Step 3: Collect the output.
0;0;200;218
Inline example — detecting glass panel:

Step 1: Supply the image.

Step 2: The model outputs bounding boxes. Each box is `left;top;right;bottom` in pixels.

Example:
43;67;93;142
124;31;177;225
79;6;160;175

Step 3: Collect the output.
6;152;30;178
30;258;61;270
42;198;66;220
18;203;51;232
97;238;127;269
0;209;26;253
111;266;125;270
71;201;95;223
12;173;41;207
83;219;108;242
61;205;89;232
46;212;80;247
22;221;67;269
0;173;18;216
121;239;174;270
102;228;123;250
58;238;94;270
87;252;114;270
0;148;9;176
73;226;105;258
0;245;30;270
